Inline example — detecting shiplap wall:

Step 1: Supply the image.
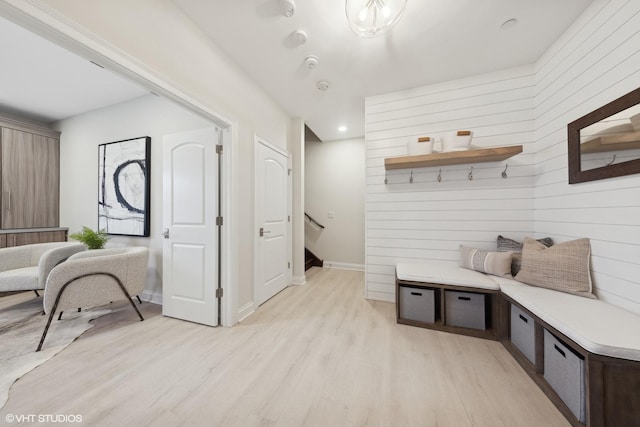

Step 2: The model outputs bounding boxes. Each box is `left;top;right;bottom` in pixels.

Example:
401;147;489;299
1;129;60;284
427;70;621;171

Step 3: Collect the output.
533;0;640;314
365;66;537;302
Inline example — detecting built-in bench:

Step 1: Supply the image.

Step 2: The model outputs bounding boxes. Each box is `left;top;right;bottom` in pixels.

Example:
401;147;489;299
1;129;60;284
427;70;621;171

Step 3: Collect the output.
396;263;503;340
395;263;640;427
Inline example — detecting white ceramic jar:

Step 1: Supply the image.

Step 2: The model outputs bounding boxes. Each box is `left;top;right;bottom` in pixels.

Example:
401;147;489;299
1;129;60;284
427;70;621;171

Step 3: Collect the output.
407;136;434;155
441;130;473;152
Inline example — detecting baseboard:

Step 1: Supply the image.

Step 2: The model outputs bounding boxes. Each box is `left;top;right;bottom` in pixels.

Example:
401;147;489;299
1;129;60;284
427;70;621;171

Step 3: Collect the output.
140;290;162;305
291;275;306;286
237;301;256;322
324;262;365;272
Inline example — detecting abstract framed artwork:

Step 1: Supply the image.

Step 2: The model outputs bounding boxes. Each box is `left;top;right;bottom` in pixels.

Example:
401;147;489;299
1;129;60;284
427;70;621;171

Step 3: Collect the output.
98;136;151;237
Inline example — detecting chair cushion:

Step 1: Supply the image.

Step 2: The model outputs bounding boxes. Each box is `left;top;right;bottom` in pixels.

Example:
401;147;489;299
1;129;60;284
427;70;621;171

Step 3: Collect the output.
0;266;40;291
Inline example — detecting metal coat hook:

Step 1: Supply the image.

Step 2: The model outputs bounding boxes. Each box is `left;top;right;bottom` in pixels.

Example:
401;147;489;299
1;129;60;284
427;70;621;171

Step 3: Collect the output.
409;170;414;184
468;166;474;181
501;164;509;179
606;154;616;166
437;169;442;182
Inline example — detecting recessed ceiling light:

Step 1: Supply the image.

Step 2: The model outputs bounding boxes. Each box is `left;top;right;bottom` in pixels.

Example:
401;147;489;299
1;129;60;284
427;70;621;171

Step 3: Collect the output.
501;18;518;30
338;125;347;132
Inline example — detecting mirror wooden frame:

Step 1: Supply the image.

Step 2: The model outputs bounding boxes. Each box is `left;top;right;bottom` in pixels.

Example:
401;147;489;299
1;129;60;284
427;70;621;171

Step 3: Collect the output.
568;87;640;184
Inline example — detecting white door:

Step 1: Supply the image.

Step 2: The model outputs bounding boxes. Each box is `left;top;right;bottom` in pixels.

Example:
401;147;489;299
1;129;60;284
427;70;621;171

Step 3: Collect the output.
162;127;218;326
255;140;291;305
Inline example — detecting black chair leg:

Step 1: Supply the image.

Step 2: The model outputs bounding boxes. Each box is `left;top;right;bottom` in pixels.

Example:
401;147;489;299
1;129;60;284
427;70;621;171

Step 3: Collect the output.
58;311;64;321
37;272;145;351
37;311;56;351
34;290;40;297
136;295;142;305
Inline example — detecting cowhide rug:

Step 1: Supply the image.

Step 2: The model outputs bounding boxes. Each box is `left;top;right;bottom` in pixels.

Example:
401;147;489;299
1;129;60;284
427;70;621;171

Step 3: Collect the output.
0;293;110;409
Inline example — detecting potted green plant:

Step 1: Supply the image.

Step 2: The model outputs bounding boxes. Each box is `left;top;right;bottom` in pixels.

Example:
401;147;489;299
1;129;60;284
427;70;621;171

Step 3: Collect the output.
69;226;110;249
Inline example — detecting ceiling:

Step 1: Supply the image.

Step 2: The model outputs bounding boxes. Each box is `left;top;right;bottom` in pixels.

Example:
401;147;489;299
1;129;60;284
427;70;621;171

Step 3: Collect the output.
174;0;594;141
0;15;147;124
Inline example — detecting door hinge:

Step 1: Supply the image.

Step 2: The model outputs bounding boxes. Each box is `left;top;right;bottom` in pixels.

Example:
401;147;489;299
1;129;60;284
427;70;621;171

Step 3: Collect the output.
216;216;223;226
288;168;292;176
216;144;223;154
288;215;291;222
288;262;291;269
216;288;223;298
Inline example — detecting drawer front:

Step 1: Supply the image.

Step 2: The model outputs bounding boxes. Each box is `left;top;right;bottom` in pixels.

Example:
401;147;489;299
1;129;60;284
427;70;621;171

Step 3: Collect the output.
544;330;586;423
445;291;486;330
510;304;536;365
399;285;436;324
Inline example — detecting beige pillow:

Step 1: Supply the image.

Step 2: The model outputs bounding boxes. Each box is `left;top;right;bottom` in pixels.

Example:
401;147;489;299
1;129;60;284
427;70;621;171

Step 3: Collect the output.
460;245;513;278
515;237;595;298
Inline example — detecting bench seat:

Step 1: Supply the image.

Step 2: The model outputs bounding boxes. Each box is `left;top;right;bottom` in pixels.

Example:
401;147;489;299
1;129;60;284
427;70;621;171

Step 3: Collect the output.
396;263;500;290
494;276;640;362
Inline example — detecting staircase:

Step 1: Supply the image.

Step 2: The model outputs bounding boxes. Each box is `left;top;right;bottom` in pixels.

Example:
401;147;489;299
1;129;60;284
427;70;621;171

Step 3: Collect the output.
304;212;325;271
305;248;323;271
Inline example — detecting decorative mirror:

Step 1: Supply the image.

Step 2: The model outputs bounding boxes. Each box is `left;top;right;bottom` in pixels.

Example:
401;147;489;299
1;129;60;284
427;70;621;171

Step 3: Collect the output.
568;87;640;184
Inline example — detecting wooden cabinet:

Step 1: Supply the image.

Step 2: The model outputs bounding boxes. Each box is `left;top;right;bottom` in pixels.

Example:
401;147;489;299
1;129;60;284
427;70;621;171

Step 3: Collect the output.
0;116;60;230
0;116;64;248
0;229;68;248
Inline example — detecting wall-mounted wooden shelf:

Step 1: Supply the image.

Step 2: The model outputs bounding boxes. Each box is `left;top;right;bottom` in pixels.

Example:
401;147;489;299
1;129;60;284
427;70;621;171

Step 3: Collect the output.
580;130;640;154
384;145;523;170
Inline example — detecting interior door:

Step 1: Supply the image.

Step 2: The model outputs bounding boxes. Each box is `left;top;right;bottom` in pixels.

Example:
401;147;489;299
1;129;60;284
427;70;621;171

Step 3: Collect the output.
162;127;218;326
256;141;291;306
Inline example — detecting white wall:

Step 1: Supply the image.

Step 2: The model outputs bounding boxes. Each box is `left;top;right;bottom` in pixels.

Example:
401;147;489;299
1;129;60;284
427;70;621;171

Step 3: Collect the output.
14;0;295;320
305;138;365;270
55;94;213;301
533;0;640;314
364;0;640;314
364;67;537;302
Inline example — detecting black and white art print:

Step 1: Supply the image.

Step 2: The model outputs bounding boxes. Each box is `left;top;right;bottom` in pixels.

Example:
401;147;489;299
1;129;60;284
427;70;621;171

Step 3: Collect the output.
98;137;151;237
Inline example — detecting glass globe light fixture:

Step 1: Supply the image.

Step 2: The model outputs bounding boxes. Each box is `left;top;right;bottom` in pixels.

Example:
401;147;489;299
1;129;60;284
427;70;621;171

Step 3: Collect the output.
346;0;408;38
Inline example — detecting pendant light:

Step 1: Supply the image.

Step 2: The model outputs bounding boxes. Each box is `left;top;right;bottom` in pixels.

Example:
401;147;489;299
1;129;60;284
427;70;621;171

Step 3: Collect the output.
345;0;408;38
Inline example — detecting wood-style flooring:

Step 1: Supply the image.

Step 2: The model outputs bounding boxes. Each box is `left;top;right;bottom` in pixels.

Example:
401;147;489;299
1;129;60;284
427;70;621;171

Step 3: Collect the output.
0;268;568;426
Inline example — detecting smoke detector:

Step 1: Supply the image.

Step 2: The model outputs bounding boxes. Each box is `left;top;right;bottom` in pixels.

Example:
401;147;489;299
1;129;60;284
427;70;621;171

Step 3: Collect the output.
280;0;295;17
293;29;307;45
304;55;319;69
317;80;329;91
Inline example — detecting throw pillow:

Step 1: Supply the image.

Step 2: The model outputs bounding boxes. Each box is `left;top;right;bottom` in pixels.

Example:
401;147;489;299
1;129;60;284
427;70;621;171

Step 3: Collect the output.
497;235;554;276
460;245;513;278
515;237;595;299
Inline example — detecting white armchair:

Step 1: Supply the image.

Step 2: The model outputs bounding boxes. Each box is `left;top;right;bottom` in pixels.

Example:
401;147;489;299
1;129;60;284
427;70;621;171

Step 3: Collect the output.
0;242;86;294
37;247;149;351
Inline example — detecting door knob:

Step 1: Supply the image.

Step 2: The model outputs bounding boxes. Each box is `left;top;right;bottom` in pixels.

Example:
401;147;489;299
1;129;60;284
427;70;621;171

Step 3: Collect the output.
163;228;170;239
259;227;271;237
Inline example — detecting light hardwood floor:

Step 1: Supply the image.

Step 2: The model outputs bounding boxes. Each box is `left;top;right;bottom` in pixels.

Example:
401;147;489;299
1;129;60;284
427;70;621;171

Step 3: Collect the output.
0;268;569;426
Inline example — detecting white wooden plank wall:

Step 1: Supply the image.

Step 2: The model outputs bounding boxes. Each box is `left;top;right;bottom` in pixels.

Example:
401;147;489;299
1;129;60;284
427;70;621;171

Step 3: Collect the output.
365;67;537;302
533;0;640;314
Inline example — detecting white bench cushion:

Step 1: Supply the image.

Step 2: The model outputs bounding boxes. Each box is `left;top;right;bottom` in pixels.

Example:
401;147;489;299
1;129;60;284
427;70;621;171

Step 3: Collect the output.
495;277;640;362
396;263;500;291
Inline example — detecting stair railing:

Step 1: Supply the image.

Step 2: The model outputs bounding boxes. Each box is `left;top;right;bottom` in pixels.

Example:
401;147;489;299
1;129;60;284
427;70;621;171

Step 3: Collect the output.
304;212;325;229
